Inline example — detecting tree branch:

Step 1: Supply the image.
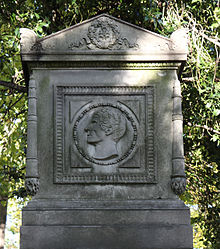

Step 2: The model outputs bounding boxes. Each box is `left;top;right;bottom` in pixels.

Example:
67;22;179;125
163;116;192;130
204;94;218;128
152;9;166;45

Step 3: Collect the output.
187;122;220;135
8;94;25;110
14;109;27;119
0;80;27;93
182;77;194;82
3;93;25;118
201;33;220;47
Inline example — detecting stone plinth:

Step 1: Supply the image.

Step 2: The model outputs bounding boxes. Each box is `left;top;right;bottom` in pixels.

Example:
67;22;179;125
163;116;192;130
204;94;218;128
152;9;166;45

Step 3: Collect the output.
21;200;192;249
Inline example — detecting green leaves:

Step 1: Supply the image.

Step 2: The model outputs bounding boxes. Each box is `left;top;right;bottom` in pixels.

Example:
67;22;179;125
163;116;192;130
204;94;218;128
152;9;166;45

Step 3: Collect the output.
0;91;27;199
158;2;220;247
212;7;220;29
0;0;219;247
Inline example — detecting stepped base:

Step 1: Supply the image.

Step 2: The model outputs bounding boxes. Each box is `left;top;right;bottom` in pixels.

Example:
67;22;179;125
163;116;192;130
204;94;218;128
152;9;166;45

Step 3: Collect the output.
20;199;193;249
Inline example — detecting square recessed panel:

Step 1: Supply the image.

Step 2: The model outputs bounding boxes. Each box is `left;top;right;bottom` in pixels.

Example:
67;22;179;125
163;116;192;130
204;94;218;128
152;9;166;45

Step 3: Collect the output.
54;86;156;183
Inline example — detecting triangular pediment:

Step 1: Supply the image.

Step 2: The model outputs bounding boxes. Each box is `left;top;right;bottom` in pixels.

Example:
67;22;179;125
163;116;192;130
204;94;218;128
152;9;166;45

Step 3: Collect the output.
20;14;187;61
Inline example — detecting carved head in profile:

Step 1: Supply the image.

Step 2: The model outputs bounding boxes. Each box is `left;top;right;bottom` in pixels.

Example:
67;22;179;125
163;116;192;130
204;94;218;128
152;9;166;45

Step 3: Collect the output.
84;107;126;160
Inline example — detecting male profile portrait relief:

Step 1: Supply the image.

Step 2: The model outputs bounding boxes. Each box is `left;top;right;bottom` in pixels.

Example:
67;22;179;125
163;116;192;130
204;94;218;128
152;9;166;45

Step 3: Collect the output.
84;106;127;161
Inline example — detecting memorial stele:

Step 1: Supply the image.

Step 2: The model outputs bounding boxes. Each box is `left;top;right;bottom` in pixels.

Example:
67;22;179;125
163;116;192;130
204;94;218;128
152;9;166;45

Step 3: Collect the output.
20;14;193;249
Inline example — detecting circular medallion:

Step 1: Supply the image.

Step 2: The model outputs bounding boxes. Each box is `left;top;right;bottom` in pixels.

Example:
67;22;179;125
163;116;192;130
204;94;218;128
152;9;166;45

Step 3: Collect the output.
87;18;120;49
73;103;138;166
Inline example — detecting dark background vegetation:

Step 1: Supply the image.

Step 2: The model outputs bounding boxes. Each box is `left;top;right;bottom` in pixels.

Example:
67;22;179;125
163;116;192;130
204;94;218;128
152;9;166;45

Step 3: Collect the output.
0;0;219;248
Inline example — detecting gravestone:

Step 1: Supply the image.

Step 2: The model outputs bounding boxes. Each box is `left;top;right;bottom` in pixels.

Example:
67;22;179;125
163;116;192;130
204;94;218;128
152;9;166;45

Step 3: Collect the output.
20;14;193;249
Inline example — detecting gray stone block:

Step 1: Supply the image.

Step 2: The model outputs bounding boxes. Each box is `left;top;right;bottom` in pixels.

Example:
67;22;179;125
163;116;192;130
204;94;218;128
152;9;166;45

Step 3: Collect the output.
20;14;192;248
21;225;192;249
20;200;192;249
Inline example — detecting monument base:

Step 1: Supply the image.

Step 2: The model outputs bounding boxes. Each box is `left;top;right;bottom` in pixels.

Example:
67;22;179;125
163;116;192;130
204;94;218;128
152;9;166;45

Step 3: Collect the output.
20;199;193;249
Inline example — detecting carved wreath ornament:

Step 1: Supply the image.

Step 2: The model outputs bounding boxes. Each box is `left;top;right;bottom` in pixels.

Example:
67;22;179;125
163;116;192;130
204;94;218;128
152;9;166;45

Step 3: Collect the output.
69;17;139;50
88;18;120;49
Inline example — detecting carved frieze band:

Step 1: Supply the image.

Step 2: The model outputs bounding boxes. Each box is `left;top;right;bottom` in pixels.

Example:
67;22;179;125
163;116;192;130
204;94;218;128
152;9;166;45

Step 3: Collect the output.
54;86;156;184
61;86;153;94
62;174;150;183
146;91;154;179
29;62;180;70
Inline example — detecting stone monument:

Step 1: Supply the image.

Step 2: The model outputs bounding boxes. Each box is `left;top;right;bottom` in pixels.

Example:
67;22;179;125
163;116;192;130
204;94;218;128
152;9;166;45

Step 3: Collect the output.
20;14;193;248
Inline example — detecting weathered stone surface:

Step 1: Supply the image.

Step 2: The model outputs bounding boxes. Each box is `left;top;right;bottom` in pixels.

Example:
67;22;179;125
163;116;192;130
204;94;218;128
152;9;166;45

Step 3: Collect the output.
20;14;192;248
20;14;188;62
25;178;39;195
21;200;192;249
21;225;192;249
55;85;155;184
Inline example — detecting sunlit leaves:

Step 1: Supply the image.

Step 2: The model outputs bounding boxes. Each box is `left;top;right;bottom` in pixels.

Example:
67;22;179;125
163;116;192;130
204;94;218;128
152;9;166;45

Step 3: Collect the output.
0;0;219;248
0;90;27;199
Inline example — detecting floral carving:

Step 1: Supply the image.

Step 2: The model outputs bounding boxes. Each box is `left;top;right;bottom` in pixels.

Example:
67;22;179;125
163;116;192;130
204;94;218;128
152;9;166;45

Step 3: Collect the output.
25;178;39;195
30;42;55;52
155;42;175;51
88;18;120;49
69;17;139;50
171;177;186;195
30;42;43;52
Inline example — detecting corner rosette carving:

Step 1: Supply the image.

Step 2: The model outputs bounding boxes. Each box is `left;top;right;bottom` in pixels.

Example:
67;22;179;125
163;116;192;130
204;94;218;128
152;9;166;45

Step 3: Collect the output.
25;178;39;195
171;177;186;195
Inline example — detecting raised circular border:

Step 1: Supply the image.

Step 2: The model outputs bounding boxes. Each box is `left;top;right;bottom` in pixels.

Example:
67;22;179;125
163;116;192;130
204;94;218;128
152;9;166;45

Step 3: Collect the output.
73;102;138;165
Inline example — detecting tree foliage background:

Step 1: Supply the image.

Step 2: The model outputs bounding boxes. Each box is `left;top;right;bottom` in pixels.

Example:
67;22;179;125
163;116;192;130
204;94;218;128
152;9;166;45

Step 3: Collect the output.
0;0;219;248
